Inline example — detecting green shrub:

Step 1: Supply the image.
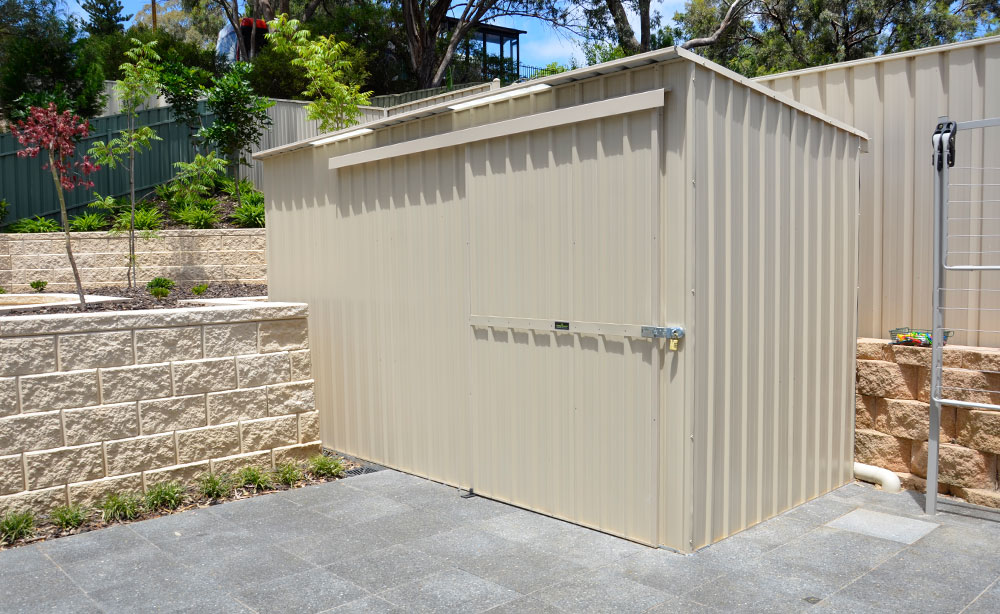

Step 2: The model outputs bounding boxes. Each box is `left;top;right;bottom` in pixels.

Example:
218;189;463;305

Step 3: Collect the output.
145;482;185;511
69;212;109;232
191;283;209;296
308;454;344;478
198;473;232;500
0;286;6;294
220;177;256;199
29;280;48;292
113;207;163;232
236;465;273;491
167;153;228;209
50;504;88;531
175;204;220;229
149;287;170;299
147;277;176;291
232;200;265;228
0;199;9;226
0;510;35;544
101;492;143;522
275;462;304;486
10;216;60;233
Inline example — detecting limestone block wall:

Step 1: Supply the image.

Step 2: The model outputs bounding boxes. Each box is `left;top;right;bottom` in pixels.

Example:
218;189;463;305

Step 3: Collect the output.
0;229;266;292
0;300;319;515
855;338;1000;508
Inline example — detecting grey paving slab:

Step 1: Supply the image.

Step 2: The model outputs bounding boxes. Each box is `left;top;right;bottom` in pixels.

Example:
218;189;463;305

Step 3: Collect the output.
327;595;406;613
379;567;521;613
826;508;939;544
231;567;369;614
324;543;452;593
1;472;998;614
531;566;670;614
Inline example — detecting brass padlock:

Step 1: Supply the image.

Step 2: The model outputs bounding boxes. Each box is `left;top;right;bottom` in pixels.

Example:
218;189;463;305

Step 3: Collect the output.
669;338;679;351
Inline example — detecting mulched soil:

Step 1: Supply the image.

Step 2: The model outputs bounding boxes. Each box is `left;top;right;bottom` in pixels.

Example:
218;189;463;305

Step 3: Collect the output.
13;283;269;315
0;452;360;551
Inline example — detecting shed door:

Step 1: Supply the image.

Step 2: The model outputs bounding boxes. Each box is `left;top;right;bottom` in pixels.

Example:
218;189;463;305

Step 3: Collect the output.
466;111;662;545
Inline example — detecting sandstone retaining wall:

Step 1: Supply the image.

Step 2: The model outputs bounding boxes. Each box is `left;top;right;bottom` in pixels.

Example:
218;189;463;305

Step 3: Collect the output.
0;229;266;293
856;338;1000;508
0;300;319;515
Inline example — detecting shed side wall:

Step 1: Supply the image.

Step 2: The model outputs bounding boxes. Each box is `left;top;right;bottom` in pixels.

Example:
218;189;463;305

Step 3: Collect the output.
687;63;861;549
758;39;1000;343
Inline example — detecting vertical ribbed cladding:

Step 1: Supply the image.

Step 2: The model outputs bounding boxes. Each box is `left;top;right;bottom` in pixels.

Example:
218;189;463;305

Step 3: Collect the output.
687;63;861;550
759;37;1000;344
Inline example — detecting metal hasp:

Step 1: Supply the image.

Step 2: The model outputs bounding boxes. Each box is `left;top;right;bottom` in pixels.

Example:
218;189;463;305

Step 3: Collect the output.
640;326;685;339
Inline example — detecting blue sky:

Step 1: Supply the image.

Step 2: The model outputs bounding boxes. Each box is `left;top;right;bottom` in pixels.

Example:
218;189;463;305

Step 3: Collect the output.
65;0;688;66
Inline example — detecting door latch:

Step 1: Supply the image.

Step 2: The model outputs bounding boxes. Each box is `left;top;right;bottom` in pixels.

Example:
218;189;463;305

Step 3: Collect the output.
640;326;685;350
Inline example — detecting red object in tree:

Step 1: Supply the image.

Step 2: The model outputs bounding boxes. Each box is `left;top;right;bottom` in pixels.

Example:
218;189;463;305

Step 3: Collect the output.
11;103;99;191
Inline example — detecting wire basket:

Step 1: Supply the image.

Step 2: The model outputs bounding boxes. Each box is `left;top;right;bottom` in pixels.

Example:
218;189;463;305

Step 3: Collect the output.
889;327;954;347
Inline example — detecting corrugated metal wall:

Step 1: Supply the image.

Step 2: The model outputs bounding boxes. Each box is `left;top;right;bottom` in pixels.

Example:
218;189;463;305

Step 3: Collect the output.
757;37;1000;344
686;58;860;549
261;49;861;551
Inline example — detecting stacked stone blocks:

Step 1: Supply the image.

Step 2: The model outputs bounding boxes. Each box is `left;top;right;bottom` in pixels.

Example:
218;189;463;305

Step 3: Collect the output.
855;338;1000;508
0;229;266;292
0;301;319;514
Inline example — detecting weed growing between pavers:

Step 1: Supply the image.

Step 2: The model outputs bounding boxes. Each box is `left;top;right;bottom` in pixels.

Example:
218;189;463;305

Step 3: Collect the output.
0;453;355;551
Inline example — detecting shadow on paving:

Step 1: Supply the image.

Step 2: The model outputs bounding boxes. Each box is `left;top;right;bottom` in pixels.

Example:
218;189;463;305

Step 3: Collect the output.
1;471;998;613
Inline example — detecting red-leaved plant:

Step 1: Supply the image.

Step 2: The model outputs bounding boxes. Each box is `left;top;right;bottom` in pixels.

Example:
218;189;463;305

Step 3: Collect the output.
12;104;100;309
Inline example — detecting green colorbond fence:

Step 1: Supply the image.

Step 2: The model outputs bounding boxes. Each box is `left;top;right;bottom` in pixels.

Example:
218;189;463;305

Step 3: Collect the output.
0;104;212;227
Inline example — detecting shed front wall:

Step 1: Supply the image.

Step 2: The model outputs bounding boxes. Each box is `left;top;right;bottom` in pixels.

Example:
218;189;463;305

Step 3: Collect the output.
685;62;861;550
758;38;1000;344
263;56;861;552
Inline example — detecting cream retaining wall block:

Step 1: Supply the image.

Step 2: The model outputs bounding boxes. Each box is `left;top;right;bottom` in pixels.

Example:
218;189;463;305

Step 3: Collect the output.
856;338;1000;508
0;229;266;292
0;300;320;515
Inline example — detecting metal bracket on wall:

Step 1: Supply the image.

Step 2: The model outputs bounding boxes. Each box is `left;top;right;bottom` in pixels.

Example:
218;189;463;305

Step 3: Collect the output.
469;315;685;345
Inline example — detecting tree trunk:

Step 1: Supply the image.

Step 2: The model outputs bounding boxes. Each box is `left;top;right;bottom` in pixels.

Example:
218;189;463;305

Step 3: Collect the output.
128;115;137;288
49;151;86;310
638;0;651;52
604;0;640;54
302;0;323;21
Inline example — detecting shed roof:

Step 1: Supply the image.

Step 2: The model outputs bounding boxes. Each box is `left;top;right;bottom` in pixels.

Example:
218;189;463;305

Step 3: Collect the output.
755;34;1000;82
254;46;869;161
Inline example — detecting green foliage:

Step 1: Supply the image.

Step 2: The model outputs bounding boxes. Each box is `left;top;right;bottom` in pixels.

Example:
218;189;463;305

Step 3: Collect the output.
0;510;35;544
29;280;48;292
159;61;210;147
236;465;273;491
133;0;223;49
81;24;218;83
112;206;163;232
81;0;131;36
147;277;176;290
10;216;61;233
674;0;1000;77
163;152;228;210
175;204;220;229
248;45;310;101
0;0;107;122
0;199;9;226
308;454;344;478
191;283;208;295
275;462;305;486
0;286;6;294
199;63;274;179
267;16;371;132
198;473;232;500
101;492;143;522
69;212;109;232
149;286;170;299
144;481;185;511
50;504;89;531
232;200;265;228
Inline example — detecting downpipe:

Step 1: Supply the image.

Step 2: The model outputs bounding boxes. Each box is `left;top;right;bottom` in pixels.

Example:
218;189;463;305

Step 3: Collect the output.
854;462;902;493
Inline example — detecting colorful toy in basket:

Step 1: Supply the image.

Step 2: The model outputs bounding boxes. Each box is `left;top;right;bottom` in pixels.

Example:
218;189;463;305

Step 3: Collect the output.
889;327;953;347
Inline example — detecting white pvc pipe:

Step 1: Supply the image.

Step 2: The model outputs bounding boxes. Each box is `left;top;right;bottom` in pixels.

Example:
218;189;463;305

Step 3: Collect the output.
854;462;902;493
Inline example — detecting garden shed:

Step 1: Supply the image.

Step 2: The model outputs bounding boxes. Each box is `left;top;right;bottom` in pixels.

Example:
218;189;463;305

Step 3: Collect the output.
254;47;868;553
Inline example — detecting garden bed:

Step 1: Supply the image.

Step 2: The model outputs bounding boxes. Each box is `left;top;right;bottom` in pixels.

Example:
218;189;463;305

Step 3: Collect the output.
11;282;268;314
0;451;359;551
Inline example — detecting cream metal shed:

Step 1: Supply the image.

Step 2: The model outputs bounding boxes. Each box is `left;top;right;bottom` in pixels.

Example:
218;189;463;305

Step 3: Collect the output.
255;47;867;552
757;36;1000;345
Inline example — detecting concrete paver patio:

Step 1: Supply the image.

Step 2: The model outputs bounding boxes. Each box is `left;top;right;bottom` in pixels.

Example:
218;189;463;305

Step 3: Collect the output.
2;469;999;613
